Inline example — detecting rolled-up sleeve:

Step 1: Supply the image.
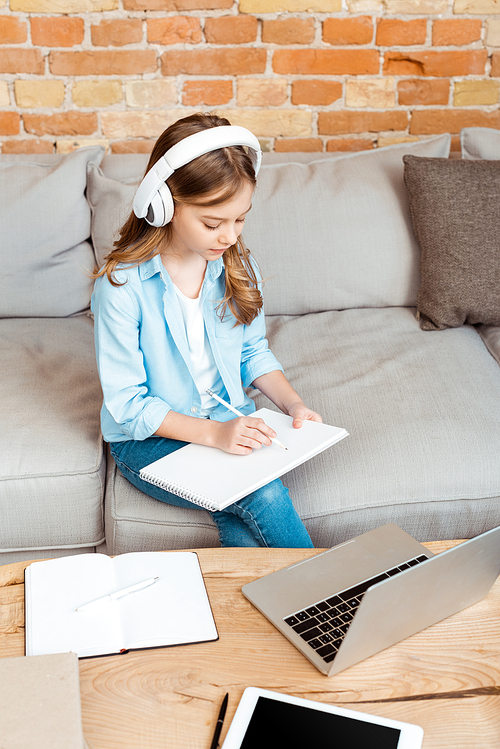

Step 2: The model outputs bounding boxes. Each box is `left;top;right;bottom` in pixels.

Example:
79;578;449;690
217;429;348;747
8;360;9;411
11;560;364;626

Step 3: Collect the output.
91;276;170;441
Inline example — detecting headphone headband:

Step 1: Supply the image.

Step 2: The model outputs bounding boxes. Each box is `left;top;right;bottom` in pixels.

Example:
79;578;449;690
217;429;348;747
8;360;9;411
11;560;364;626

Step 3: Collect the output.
133;125;262;227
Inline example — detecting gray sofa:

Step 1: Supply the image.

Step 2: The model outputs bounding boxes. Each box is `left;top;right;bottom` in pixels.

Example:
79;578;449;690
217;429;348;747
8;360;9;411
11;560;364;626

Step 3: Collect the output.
2;127;499;564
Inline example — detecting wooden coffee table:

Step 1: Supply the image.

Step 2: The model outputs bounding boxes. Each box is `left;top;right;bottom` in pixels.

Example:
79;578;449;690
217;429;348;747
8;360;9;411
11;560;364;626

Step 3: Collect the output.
1;541;500;748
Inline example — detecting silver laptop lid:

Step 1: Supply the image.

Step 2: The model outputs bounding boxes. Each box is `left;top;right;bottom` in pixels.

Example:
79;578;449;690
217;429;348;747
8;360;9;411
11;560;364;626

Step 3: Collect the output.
243;524;500;677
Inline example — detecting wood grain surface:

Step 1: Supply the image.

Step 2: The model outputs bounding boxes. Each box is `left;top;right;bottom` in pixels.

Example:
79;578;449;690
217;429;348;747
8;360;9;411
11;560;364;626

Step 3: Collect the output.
1;542;499;748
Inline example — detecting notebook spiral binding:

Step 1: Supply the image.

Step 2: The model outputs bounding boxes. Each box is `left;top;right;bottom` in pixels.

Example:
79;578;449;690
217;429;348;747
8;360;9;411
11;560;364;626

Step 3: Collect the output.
139;471;217;511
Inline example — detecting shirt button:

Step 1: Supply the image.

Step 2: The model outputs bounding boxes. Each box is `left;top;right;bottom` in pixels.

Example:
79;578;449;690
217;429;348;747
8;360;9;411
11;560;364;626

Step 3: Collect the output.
191;407;197;413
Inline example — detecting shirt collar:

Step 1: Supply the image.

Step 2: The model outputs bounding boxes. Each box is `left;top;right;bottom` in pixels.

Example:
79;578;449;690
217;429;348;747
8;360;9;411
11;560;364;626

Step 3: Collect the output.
138;253;225;283
139;254;164;281
206;256;225;281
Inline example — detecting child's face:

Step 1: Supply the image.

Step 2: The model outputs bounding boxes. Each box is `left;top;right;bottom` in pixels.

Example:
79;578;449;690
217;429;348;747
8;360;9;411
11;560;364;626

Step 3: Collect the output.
168;182;254;263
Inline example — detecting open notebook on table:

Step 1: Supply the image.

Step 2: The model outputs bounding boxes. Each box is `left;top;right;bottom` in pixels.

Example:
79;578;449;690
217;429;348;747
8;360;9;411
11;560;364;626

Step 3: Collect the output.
25;551;218;658
139;408;348;511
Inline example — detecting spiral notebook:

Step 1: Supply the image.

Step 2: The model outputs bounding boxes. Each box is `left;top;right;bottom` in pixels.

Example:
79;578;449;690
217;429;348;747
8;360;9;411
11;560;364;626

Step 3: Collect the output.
139;408;348;511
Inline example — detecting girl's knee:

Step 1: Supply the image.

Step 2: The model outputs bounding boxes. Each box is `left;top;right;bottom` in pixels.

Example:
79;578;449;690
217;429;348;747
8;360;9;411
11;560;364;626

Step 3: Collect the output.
257;479;291;505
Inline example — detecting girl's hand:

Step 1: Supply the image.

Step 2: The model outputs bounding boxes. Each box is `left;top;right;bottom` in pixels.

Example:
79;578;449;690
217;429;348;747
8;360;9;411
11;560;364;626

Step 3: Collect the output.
212;416;277;455
286;401;323;429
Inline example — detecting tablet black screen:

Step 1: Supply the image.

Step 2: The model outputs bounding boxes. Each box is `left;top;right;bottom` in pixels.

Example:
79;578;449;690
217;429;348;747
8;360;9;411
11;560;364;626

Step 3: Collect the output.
240;697;401;749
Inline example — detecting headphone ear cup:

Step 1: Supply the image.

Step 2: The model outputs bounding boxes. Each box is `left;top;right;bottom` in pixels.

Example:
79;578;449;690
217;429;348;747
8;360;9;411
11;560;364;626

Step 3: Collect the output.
145;184;174;227
145;192;163;227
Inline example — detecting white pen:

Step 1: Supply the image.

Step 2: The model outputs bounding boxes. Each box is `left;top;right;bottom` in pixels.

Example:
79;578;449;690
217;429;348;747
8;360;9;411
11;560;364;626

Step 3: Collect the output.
75;577;160;612
205;388;288;451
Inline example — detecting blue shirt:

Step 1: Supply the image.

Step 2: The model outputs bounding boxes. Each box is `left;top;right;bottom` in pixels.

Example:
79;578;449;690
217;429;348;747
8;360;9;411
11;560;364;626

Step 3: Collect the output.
91;254;282;442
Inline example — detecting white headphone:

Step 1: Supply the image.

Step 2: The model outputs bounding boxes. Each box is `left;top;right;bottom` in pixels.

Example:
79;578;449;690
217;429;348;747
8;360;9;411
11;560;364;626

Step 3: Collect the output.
133;125;262;228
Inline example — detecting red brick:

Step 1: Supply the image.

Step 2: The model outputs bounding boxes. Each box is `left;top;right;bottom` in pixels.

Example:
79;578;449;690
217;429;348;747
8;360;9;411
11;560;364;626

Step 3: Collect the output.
0;48;44;75
291;79;342;105
31;17;84;47
323;17;373;45
161;49;266;76
182;79;233;105
204;16;257;44
491;52;500;77
0;112;20;136
384;50;487;77
275;138;323;152
0;18;27;45
376;19;427;46
147;17;201;45
318;111;408;135
49;50;157;76
91;20;142;47
1;138;54;154
111;139;155;154
327;138;374;151
262;18;315;45
273;49;379;76
124;0;231;9
432;19;482;46
410;109;500;135
23;112;98;137
398;79;449;105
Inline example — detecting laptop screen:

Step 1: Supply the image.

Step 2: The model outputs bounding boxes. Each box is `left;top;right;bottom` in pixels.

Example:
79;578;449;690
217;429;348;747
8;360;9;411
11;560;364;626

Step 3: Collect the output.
239;696;401;748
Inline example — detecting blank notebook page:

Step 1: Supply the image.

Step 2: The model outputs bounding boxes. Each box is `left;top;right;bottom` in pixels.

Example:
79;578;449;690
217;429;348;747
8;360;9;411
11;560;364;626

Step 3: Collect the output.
139;408;348;511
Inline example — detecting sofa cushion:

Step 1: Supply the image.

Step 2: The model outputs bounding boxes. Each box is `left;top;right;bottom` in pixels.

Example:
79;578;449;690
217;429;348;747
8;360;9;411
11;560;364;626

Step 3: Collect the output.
403;155;500;330
245;135;450;315
88;136;450;313
461;127;500;160
104;446;219;555
0;316;105;553
263;308;500;532
87;162;138;269
0;147;104;318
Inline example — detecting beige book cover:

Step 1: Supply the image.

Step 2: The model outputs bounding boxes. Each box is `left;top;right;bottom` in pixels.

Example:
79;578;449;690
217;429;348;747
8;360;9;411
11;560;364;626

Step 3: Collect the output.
0;652;86;749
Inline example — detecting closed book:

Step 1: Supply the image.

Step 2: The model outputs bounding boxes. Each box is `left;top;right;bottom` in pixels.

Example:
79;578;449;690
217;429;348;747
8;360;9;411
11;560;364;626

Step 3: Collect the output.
0;652;86;749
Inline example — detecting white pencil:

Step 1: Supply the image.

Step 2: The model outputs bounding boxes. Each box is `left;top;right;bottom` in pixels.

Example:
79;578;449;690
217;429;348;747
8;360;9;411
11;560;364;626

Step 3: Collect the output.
205;388;287;451
76;577;160;612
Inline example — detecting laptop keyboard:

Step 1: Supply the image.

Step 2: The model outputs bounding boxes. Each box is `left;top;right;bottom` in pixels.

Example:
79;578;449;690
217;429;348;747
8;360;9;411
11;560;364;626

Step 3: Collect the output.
283;554;429;664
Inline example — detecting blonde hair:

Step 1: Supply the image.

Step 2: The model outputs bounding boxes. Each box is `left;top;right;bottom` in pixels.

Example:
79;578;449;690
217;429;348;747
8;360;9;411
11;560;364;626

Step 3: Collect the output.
93;112;263;326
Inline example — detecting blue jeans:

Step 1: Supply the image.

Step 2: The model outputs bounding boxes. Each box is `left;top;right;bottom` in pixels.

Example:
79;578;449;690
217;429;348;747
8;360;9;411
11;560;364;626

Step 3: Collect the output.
110;437;314;549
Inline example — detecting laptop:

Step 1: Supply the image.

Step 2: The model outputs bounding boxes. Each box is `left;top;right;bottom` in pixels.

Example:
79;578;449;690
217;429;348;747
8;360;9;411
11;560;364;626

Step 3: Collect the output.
242;523;500;676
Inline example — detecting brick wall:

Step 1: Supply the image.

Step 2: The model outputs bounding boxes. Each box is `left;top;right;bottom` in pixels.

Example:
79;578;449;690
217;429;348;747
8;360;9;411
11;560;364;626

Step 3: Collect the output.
1;0;499;154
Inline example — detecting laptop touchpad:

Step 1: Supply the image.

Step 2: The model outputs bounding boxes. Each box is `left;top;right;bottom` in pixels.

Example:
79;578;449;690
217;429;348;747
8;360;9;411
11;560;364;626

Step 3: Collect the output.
289;541;386;601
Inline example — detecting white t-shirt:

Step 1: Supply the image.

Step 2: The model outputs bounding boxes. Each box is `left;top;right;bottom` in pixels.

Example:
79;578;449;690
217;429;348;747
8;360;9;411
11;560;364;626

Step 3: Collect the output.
173;284;223;417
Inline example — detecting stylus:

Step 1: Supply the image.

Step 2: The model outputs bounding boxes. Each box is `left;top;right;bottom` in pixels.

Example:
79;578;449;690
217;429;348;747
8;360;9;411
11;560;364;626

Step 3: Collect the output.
205;389;288;450
209;693;228;749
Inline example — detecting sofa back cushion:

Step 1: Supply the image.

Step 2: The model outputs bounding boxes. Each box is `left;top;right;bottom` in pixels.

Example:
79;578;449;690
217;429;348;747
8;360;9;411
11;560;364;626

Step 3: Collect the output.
0;147;103;318
244;135;450;315
461;127;500;160
87;162;140;270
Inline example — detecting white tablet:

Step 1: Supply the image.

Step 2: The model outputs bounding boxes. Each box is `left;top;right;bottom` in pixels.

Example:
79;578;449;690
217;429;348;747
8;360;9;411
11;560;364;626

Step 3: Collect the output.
220;687;423;749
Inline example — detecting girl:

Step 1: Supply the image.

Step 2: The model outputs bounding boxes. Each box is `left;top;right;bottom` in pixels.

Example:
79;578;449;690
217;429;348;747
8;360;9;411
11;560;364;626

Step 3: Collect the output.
91;112;322;548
